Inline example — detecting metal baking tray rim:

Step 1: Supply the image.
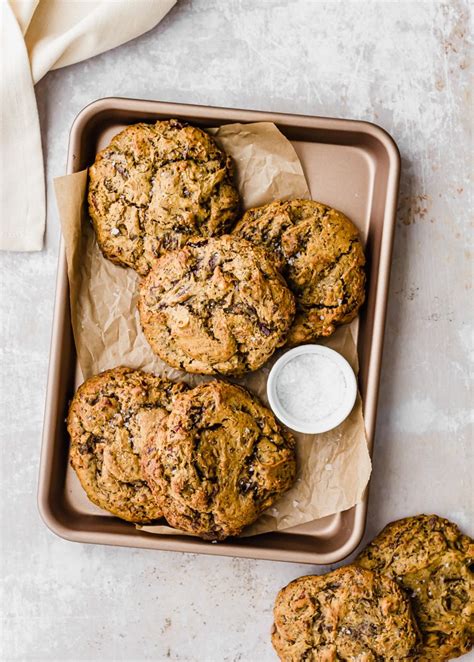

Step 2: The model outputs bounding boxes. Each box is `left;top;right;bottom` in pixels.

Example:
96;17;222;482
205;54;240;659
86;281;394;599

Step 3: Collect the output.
38;97;400;564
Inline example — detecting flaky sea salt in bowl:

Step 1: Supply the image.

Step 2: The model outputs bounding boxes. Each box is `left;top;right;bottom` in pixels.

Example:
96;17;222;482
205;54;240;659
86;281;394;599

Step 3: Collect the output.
267;345;357;434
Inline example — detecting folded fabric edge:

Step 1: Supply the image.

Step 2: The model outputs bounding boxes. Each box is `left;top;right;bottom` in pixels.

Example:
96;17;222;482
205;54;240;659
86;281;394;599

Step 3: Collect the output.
1;2;45;252
0;228;45;252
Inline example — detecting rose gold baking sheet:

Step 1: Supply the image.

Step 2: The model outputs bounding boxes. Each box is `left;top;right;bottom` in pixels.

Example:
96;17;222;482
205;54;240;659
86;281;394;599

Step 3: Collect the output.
39;98;400;564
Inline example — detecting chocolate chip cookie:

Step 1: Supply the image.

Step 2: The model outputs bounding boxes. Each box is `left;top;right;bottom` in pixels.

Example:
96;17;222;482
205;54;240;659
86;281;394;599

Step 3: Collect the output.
141;380;296;540
272;566;419;661
233;199;366;344
357;514;474;661
67;367;187;523
88;119;240;275
138;235;295;375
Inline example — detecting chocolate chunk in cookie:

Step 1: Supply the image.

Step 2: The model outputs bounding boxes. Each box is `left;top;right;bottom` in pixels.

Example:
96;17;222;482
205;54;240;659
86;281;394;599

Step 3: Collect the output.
272;565;419;661
141;380;296;540
357;514;474;661
67;367;187;523
138;235;295;375
233;199;366;344
88;119;240;275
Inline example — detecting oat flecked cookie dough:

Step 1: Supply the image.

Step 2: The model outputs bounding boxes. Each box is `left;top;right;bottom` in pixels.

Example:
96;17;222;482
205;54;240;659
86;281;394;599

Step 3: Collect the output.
138;235;296;375
271;566;419;661
233;199;366;344
357;514;474;661
88;119;240;275
141;380;297;540
67;367;187;523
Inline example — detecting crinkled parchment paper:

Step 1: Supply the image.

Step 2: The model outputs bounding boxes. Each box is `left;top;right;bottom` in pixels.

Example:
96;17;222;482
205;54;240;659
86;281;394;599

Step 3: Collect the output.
54;121;371;538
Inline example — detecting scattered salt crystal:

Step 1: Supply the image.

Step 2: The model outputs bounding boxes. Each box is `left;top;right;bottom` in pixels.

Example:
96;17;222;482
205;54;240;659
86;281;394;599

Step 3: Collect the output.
111;227;120;236
319;315;325;320
275;354;346;423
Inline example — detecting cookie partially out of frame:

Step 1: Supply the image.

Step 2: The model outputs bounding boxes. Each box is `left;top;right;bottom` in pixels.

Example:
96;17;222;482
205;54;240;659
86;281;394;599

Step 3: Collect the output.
272;566;419;661
88;119;240;275
67;367;187;523
357;514;474;661
233;199;366;344
141;380;297;540
138;235;295;375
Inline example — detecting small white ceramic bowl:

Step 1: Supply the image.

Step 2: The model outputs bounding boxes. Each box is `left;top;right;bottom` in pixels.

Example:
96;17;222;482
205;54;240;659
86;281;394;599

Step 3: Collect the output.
267;345;357;434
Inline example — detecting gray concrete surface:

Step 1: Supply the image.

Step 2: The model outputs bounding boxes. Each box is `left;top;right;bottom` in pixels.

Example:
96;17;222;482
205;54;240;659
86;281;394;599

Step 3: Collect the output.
1;1;472;660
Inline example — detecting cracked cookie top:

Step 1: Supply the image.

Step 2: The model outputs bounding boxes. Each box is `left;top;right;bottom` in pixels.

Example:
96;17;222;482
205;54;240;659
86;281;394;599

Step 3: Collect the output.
233;199;366;344
272;566;419;661
138;235;296;375
141;380;297;540
88;119;240;275
67;367;187;523
357;514;474;661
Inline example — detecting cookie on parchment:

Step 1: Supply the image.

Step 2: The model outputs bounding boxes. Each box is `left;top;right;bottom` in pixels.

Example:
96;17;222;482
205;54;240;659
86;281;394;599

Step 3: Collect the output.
271;565;419;661
138;235;295;375
88;119;240;275
141;380;297;540
233;199;366;345
67;367;187;523
357;514;474;661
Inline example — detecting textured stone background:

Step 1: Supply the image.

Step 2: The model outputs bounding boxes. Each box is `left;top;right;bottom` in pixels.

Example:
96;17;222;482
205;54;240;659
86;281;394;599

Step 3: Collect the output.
1;1;472;660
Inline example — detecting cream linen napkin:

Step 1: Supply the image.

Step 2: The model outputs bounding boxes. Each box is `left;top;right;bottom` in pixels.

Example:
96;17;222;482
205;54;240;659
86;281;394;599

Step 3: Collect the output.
0;0;176;251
